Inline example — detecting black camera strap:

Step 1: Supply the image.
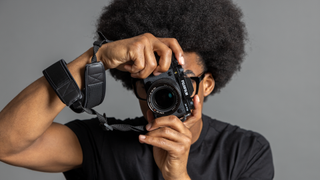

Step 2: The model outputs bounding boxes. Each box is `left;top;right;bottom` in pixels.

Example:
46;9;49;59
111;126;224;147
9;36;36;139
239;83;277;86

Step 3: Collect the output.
43;34;146;133
82;107;146;132
69;38;109;113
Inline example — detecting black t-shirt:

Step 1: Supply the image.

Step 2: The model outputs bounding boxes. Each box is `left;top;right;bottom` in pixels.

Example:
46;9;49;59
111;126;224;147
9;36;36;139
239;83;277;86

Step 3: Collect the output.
63;114;274;180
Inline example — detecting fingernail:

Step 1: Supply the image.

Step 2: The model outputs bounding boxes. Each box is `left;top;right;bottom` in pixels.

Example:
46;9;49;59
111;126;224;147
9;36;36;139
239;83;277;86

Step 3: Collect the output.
179;56;185;65
146;123;152;130
139;135;146;140
153;71;161;76
196;95;200;103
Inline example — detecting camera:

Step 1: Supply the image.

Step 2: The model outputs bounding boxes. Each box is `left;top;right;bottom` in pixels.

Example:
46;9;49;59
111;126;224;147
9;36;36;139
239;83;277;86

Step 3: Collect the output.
141;55;195;121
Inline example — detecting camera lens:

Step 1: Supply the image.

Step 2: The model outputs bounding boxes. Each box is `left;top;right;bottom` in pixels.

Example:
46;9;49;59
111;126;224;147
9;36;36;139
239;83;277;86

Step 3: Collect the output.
147;78;181;116
153;88;176;110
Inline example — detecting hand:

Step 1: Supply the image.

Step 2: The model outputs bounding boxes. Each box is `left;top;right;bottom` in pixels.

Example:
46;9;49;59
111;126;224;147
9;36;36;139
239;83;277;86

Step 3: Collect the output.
139;95;202;180
96;33;185;79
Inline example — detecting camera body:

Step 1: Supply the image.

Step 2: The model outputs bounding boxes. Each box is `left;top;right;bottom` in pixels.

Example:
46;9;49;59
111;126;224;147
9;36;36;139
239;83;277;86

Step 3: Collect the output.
142;55;195;121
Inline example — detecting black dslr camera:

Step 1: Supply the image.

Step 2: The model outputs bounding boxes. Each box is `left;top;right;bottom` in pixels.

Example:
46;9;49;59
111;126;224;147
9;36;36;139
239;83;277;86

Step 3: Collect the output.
135;55;195;121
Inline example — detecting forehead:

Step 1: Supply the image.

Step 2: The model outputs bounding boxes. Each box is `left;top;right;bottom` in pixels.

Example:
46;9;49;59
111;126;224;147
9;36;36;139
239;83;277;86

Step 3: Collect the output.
182;52;203;76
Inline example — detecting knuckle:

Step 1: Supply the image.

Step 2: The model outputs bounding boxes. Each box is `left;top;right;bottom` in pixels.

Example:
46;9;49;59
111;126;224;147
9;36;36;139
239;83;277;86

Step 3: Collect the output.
164;48;172;57
130;41;144;52
161;127;172;135
136;60;145;68
184;136;192;146
150;60;157;69
140;33;153;43
142;32;152;37
169;38;178;45
168;115;178;122
148;61;157;71
175;145;187;154
145;135;153;142
157;138;167;146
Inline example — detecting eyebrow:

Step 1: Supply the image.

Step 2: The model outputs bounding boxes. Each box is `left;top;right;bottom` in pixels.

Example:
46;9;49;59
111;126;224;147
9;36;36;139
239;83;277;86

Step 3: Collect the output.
184;70;195;76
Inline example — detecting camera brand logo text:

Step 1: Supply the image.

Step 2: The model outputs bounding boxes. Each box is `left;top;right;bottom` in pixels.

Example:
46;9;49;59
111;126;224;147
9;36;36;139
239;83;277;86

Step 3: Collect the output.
181;80;188;96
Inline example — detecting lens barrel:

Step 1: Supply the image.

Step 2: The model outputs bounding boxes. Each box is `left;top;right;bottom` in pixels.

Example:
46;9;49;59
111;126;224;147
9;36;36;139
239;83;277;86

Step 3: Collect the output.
147;79;181;116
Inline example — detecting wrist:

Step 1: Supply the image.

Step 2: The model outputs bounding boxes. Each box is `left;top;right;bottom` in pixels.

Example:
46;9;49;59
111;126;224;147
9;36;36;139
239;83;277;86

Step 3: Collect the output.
67;48;93;89
95;43;110;70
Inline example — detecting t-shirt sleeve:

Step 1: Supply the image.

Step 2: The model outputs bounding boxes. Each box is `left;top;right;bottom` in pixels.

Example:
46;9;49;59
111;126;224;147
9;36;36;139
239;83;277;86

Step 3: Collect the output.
63;118;104;179
238;132;274;180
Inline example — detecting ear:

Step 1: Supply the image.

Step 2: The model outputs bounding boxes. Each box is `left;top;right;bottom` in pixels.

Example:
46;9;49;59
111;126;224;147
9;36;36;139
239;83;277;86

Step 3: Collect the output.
203;73;215;97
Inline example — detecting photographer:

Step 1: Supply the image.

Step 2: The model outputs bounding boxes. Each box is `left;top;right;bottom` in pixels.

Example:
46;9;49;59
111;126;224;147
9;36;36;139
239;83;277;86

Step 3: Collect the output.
0;0;274;179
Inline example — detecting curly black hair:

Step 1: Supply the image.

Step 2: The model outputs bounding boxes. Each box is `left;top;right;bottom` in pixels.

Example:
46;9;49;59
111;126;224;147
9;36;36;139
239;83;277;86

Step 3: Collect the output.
96;0;247;100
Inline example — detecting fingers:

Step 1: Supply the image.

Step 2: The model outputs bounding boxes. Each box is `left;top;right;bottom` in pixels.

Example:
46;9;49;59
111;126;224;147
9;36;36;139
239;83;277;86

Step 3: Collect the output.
123;50;146;74
183;95;202;129
142;126;188;144
128;36;158;78
139;130;191;155
106;33;184;79
158;38;185;65
152;41;172;76
118;33;172;78
139;95;202;155
140;114;192;153
141;33;174;76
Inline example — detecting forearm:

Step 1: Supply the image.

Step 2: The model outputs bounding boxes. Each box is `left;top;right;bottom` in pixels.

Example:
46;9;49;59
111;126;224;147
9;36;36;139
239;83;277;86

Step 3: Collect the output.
0;48;92;157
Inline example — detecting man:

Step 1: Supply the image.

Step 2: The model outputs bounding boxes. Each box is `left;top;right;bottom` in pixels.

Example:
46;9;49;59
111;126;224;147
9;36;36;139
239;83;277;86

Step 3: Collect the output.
0;0;274;179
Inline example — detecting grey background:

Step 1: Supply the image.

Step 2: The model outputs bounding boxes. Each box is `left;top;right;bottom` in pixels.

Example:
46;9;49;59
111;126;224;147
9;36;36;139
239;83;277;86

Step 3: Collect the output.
0;0;319;179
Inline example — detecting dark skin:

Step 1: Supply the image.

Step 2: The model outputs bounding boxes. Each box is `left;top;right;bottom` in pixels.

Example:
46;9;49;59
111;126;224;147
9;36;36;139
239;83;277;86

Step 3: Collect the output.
0;33;215;180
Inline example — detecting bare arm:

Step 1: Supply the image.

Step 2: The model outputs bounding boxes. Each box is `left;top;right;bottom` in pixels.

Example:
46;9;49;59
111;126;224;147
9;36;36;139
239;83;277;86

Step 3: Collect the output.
0;33;183;172
0;48;93;171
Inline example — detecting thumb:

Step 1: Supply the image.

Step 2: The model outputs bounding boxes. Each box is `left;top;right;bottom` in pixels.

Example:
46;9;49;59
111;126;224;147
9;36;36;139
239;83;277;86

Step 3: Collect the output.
183;95;202;129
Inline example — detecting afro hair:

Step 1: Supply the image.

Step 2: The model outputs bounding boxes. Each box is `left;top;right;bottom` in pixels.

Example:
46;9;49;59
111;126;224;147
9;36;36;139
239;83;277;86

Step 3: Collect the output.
96;0;247;100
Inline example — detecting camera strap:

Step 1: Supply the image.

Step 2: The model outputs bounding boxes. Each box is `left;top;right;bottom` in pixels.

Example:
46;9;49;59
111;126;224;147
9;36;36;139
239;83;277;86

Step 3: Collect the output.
43;33;147;133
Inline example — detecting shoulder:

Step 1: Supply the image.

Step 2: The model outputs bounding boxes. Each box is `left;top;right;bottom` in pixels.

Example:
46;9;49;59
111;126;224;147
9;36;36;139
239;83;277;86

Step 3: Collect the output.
63;116;148;179
202;114;274;179
203;114;270;149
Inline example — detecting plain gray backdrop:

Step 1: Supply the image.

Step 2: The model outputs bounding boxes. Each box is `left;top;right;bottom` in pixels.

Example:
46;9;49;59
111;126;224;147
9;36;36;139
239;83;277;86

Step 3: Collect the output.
0;0;319;179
